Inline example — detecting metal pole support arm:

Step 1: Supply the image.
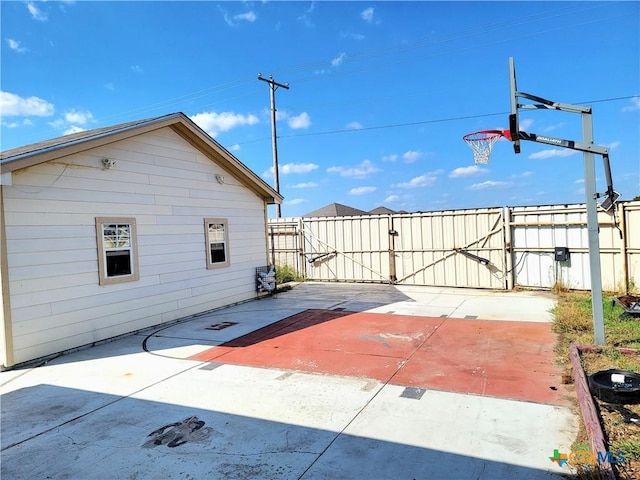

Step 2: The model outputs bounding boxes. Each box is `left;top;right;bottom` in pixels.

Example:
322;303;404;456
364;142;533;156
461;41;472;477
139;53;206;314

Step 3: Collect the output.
516;131;609;156
515;131;619;210
516;91;592;114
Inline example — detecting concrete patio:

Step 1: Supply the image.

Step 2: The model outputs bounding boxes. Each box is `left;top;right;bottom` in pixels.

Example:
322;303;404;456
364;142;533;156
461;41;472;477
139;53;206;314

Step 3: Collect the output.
0;282;579;479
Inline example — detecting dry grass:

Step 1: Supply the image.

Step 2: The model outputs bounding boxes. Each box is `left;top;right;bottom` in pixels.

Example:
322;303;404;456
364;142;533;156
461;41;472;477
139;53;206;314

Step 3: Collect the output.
552;291;640;479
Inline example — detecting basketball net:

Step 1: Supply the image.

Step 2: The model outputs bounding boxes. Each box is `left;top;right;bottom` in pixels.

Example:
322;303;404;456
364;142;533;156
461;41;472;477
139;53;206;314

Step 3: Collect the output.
463;130;505;165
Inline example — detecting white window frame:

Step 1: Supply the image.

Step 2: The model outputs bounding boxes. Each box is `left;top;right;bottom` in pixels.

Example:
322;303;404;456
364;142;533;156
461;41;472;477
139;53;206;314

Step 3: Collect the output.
205;218;230;269
96;217;139;286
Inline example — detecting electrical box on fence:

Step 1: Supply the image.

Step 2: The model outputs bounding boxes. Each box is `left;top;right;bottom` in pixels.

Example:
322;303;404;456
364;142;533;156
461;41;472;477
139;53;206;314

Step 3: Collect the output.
554;247;569;262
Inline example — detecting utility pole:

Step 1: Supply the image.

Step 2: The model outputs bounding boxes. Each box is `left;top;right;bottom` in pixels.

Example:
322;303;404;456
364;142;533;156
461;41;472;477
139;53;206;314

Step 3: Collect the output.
258;74;289;218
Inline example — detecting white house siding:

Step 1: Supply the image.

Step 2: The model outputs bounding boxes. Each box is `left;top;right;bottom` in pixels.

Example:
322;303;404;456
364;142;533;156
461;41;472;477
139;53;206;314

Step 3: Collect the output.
3;128;269;365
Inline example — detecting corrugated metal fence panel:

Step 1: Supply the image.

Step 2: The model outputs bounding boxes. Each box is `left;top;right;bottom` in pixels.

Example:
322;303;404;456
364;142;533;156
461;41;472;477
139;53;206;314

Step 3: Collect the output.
510;203;628;291
268;219;301;274
268;200;639;291
393;208;506;289
511;204;586;289
303;216;390;282
624;202;640;291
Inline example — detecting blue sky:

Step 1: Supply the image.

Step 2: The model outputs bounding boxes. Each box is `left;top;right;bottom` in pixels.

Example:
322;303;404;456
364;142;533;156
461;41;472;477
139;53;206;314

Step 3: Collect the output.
1;1;639;218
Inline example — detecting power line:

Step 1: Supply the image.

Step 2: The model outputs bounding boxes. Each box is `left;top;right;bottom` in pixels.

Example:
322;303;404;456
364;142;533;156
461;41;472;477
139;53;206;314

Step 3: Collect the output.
228;94;638;147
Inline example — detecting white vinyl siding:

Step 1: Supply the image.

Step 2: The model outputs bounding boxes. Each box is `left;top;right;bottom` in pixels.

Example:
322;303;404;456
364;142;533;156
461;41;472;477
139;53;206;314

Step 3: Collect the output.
3;127;270;365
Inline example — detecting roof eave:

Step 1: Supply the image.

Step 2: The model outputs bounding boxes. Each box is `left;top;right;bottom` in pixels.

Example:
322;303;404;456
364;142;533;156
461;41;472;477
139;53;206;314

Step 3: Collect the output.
0;113;282;204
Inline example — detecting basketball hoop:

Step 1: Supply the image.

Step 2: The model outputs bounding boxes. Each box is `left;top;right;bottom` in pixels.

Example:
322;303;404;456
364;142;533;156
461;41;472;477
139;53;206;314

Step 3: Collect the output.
463;129;511;164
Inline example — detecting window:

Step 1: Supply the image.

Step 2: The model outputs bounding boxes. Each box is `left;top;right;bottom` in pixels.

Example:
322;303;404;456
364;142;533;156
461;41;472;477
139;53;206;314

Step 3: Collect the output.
96;217;139;285
205;218;230;269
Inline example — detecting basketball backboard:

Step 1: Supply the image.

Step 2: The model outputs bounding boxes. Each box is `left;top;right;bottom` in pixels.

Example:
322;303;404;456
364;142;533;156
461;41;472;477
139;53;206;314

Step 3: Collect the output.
508;57;521;154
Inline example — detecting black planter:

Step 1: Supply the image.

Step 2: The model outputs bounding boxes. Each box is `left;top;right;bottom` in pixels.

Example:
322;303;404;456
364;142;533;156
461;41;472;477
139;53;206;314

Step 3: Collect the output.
588;369;640;404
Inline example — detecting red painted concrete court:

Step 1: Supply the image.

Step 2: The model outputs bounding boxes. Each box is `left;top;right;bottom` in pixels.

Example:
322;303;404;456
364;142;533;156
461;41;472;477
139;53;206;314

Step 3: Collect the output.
191;309;570;406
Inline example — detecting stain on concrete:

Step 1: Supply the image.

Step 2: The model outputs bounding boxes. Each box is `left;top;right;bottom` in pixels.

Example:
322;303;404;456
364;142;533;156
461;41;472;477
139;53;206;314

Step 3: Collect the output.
142;416;214;448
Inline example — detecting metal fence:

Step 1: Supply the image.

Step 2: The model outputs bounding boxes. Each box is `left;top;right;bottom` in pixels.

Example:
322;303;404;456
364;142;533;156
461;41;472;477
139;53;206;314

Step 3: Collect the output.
268;200;640;292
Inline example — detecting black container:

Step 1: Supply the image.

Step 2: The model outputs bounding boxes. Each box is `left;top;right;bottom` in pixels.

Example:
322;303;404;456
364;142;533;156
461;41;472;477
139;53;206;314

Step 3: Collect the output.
588;369;640;404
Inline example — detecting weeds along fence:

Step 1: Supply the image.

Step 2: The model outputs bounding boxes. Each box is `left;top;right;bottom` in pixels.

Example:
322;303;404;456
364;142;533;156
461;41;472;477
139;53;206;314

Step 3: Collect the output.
267;200;640;292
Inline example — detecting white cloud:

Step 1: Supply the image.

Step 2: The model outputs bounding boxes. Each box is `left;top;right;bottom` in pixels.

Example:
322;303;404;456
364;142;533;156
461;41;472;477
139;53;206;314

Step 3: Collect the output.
130;65;143;74
360;7;375;23
394;172;440;188
290;182;318;188
7;39;28;53
528;148;578;160
287;112;311;129
327;159;380;178
346;121;363;130
349;186;376;195
190;111;259;137
64;109;93;125
622;96;640;112
284;198;305;205
342;32;365;41
263;162;318;179
223;8;257;27
382;154;398;162
229;144;241;151
468;180;513;190
519;118;534;131
384;195;399;202
331;52;347;67
280;163;318;174
27;2;47;21
0;91;54;117
48;109;95;133
607;141;620;150
63;125;85;135
449;165;487;178
402;150;423;163
510;171;533;179
542;122;564;132
1;118;34;128
298;2;315;27
235;11;257;23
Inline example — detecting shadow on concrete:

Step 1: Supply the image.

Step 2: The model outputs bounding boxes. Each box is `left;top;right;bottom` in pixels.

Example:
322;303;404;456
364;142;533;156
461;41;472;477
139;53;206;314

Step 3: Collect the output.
221;309;354;348
1;383;577;480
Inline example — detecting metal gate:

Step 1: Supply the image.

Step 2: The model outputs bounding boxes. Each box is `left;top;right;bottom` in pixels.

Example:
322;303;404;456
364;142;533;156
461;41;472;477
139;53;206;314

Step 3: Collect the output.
269;208;508;289
391;208;507;289
301;215;392;282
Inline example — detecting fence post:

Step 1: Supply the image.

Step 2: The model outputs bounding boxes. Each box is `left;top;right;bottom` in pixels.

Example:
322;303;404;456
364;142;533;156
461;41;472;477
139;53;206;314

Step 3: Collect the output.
619;202;628;294
388;215;397;284
297;217;306;279
504;207;514;290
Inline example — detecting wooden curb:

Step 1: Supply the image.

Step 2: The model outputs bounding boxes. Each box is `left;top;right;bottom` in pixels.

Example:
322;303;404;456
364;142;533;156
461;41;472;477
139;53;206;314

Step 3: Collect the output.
569;344;640;480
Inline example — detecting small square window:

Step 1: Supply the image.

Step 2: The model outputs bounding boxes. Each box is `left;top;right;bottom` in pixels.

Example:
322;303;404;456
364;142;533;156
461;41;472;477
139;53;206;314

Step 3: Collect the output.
205;218;229;269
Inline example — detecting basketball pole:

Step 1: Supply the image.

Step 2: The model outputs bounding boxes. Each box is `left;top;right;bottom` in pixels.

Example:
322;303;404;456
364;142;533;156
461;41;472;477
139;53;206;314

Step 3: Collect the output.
582;112;606;345
505;57;613;345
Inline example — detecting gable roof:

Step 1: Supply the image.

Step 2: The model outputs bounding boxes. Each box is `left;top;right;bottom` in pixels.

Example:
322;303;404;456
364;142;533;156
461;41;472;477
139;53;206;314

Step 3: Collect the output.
303;202;369;218
0;112;282;204
368;206;397;215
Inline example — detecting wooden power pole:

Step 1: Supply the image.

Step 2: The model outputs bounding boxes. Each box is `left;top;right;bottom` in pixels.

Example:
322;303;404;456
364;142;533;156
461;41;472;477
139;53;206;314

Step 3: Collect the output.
258;74;289;218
